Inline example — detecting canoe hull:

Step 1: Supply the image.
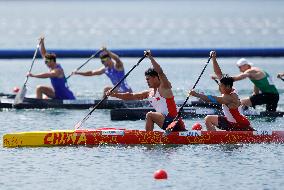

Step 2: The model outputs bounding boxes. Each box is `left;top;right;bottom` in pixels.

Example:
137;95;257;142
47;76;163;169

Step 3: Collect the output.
3;128;284;147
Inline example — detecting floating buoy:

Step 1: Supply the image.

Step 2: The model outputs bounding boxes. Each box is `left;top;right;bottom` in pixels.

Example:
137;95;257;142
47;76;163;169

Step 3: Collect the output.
13;87;20;93
192;122;202;130
154;169;168;180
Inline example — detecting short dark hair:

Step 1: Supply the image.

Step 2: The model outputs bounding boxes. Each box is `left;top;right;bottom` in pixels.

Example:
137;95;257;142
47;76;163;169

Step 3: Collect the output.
99;51;110;59
145;68;158;77
45;53;56;62
220;74;234;88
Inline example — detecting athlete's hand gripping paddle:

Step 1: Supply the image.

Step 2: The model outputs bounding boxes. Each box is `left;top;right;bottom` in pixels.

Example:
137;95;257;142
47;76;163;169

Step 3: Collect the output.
66;49;102;80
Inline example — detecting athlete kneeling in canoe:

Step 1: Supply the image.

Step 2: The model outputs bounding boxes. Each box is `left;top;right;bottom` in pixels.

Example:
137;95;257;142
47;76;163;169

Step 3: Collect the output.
189;51;254;131
27;37;75;100
73;47;132;97
108;50;186;132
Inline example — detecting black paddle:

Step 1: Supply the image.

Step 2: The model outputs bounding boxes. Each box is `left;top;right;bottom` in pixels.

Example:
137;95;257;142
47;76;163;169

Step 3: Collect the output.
66;49;102;80
74;52;148;129
279;77;284;82
164;56;212;136
14;42;41;105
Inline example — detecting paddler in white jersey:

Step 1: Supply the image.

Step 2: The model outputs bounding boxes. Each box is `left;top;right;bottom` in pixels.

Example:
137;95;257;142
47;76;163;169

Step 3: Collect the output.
107;50;186;132
189;51;254;131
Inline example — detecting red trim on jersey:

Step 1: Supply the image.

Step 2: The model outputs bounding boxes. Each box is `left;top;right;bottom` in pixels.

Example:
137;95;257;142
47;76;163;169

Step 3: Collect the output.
228;108;250;127
166;97;178;117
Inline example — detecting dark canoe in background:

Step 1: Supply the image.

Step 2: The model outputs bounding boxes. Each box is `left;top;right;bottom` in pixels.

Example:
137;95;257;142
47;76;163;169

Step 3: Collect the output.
0;97;149;109
110;107;284;120
0;93;221;109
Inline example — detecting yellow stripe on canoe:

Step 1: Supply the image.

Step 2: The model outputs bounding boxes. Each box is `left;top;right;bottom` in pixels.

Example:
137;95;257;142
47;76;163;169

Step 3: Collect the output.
3;130;76;148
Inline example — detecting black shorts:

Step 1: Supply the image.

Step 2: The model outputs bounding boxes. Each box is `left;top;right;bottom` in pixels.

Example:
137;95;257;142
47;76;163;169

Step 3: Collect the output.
162;115;186;132
250;93;279;112
218;116;254;131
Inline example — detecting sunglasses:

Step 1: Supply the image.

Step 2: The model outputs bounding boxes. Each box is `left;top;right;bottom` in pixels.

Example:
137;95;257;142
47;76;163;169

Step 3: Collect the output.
101;57;110;63
45;59;52;64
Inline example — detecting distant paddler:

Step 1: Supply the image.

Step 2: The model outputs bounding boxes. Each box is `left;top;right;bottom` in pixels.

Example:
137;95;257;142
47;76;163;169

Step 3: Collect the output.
232;58;279;112
189;51;254;131
72;47;132;97
27;37;75;100
107;50;186;132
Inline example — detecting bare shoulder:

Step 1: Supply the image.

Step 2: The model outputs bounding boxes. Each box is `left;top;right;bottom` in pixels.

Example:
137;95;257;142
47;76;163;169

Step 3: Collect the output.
222;93;238;102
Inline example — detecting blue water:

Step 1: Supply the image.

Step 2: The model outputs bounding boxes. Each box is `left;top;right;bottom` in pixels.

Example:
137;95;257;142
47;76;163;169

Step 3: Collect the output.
0;0;284;190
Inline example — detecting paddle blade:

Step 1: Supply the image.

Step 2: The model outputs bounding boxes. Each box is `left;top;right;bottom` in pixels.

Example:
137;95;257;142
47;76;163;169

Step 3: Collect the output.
14;85;27;105
74;121;83;129
163;120;178;136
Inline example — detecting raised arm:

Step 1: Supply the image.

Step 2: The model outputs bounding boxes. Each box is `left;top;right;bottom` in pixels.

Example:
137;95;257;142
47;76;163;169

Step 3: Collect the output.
146;50;172;89
103;48;124;69
39;37;47;58
210;51;223;79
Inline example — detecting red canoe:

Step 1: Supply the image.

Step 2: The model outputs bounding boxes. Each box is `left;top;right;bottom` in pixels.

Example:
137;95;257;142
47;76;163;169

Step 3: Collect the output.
3;128;284;147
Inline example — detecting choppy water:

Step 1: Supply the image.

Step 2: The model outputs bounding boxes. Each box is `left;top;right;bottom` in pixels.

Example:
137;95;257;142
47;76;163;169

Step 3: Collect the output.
0;0;284;190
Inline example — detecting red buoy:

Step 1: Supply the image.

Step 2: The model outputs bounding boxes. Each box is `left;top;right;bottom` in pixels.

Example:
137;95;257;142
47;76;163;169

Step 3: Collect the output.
154;169;168;180
13;87;20;93
192;123;202;130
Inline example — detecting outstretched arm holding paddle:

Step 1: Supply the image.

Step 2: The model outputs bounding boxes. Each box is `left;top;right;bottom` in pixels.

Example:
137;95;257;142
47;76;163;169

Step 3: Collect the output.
65;48;102;80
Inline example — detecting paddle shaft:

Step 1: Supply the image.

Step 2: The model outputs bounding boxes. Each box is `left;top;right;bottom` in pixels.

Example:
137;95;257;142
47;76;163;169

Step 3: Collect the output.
280;77;284;82
23;44;40;86
65;49;101;80
14;43;40;105
176;57;212;119
75;54;147;129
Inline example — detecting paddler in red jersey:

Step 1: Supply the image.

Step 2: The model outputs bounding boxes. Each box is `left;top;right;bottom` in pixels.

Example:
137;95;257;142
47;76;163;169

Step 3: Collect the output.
107;50;186;132
189;51;254;131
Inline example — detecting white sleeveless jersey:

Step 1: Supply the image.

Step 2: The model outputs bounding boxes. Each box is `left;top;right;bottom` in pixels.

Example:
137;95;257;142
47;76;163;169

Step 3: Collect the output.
222;104;244;123
148;89;177;117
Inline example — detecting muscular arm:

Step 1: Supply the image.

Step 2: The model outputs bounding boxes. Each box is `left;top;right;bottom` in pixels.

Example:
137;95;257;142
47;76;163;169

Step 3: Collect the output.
232;72;250;81
39;38;47;58
31;70;60;78
212;56;223;79
148;55;172;89
110;90;150;100
190;90;231;105
75;67;105;76
106;50;124;70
